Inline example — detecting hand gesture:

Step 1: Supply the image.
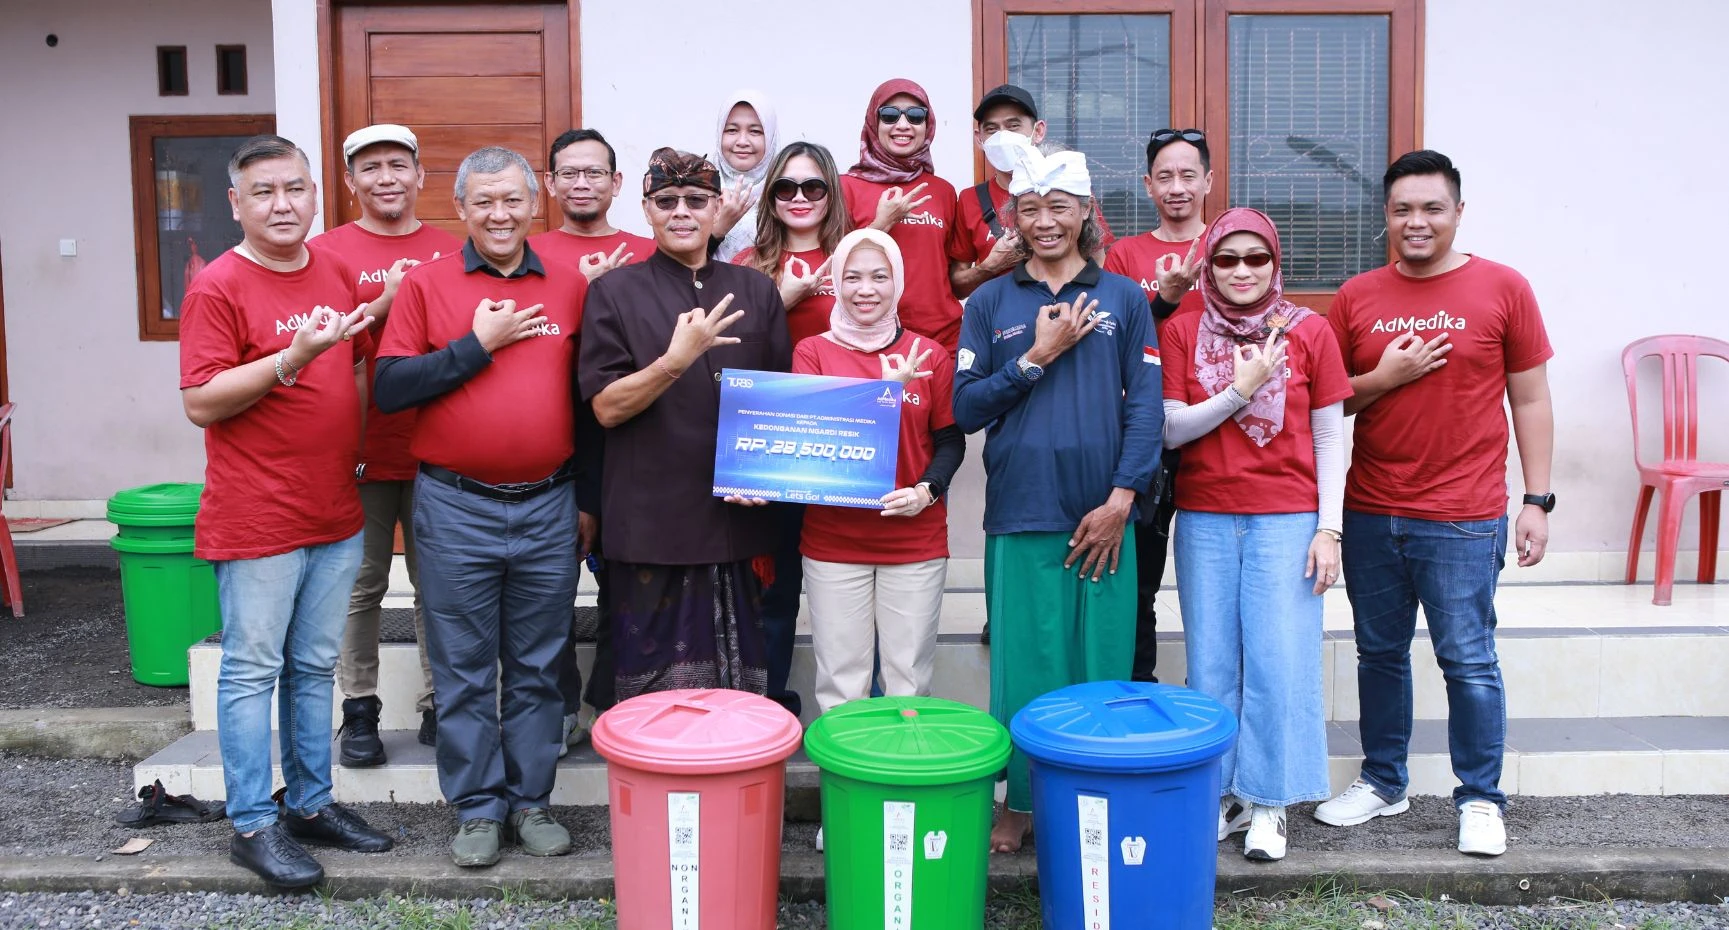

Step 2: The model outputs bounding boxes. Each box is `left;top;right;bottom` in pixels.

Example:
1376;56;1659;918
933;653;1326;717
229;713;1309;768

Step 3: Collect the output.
1515;507;1549;567
665;294;745;369
1156;235;1204;303
1231;330;1288;399
579;242;634;282
472;298;549;354
1028;291;1104;367
1306;532;1341;595
781;255;832;305
286;304;373;369
872;182;931;230
880;484;933;518
714;177;754;236
381;256;424;300
1063;489;1135;581
980;228;1021;274
879;337;934;385
1374;332;1452;389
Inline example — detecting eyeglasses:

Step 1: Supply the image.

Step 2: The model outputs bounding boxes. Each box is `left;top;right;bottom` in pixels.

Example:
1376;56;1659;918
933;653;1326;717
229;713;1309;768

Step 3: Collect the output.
1150;128;1207;145
876;105;929;126
769;177;830;202
553;167;611;183
648;193;715;212
1210;252;1275;270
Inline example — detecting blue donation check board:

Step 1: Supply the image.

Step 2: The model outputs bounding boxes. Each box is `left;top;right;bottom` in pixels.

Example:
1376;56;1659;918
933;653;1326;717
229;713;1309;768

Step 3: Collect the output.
713;369;902;509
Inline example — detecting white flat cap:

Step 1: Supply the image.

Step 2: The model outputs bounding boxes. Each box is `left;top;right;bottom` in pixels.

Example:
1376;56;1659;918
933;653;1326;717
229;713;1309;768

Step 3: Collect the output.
342;124;419;160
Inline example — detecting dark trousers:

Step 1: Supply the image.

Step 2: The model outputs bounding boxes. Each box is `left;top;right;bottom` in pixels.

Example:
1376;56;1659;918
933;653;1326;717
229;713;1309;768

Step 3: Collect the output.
760;504;805;717
414;473;578;823
1132;452;1180;682
556;561;615;714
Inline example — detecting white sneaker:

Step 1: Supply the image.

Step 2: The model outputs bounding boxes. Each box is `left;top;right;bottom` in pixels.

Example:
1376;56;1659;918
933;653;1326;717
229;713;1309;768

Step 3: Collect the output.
1457;800;1506;856
1217;797;1251;841
1314;779;1410;827
1243;805;1287;861
815;826;824;852
558;712;587;759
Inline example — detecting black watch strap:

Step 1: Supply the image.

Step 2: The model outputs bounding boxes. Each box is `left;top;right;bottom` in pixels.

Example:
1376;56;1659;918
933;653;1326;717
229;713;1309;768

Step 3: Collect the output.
1522;492;1556;513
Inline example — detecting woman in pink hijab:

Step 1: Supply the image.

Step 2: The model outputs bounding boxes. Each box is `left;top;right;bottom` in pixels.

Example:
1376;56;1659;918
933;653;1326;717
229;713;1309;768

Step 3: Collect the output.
840;79;970;354
1160;207;1353;863
793;228;965;723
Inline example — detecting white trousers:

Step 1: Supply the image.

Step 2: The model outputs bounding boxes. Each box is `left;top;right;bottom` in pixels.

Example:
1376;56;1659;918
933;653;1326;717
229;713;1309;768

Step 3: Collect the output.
803;556;947;713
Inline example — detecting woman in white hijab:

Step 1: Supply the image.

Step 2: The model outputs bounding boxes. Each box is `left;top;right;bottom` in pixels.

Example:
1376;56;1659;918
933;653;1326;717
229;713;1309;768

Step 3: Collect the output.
712;90;779;262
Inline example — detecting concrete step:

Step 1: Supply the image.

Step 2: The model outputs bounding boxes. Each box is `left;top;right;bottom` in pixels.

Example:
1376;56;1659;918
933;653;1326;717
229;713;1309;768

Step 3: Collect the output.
136;716;1729;803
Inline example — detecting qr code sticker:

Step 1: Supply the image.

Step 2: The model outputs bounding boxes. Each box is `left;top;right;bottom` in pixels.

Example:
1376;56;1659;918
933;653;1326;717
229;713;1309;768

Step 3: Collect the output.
674;827;694;846
889;833;910;853
1083;828;1104;847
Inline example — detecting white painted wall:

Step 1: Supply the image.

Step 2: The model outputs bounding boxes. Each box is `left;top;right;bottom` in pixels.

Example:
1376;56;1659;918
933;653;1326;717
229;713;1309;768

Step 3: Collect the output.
1425;0;1729;559
0;0;275;501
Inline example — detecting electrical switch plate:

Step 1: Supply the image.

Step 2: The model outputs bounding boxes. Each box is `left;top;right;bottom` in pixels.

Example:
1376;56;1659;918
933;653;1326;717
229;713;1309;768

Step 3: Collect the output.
58;239;76;257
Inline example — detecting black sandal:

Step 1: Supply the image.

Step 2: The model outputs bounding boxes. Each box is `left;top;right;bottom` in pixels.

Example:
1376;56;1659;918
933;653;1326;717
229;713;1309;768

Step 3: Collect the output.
115;780;227;827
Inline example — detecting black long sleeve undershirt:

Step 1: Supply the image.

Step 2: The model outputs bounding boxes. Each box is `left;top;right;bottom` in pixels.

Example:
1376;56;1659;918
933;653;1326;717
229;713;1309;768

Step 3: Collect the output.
1151;293;1182;322
916;425;965;497
373;333;492;414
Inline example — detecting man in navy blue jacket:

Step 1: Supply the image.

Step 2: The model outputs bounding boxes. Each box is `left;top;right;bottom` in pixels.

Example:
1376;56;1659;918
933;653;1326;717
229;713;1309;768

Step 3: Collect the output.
954;137;1163;854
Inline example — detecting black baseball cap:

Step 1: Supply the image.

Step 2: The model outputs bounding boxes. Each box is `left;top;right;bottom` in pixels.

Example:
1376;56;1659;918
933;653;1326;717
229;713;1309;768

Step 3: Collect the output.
973;84;1038;123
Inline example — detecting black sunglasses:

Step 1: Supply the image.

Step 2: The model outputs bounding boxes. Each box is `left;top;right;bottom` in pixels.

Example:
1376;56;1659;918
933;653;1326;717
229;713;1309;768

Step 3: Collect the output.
648;193;714;212
1210;252;1275;270
769;177;830;202
1150;128;1207;145
876;105;930;126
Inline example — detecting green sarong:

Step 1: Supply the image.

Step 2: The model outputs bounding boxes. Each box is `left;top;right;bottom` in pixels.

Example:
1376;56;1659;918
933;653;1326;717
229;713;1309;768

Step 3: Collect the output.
986;529;1137;811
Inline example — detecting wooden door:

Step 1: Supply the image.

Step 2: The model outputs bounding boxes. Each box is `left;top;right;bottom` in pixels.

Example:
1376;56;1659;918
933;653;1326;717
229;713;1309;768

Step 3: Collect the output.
327;3;578;239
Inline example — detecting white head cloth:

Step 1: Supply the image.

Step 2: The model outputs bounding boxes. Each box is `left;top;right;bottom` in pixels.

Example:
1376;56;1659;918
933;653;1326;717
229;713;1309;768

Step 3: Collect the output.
982;130;1091;198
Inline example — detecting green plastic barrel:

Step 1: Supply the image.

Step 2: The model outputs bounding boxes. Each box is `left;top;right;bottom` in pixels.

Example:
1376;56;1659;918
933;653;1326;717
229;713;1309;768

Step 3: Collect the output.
107;484;220;686
804;696;1011;930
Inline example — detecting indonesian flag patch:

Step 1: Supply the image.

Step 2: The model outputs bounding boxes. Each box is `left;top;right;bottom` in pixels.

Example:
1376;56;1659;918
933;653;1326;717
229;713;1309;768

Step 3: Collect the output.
1143;346;1161;365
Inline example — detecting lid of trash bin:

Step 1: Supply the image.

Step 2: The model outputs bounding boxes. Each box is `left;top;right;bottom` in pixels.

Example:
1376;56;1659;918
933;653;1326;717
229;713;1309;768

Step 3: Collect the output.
1010;682;1237;773
592;689;803;774
804;696;1010;786
107;483;204;523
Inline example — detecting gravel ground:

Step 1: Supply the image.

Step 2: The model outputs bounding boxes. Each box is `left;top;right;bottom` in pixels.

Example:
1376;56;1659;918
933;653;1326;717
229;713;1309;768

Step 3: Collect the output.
0;569;187;710
0;890;1725;929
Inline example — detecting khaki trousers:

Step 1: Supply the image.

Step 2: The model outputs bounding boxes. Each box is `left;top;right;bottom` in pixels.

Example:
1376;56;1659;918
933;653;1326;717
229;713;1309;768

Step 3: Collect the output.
338;479;434;712
804;556;946;714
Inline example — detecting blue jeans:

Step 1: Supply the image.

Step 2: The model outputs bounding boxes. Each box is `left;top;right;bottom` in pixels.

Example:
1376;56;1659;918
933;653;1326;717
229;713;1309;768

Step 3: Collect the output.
1174;510;1329;807
215;532;364;833
1343;510;1508;809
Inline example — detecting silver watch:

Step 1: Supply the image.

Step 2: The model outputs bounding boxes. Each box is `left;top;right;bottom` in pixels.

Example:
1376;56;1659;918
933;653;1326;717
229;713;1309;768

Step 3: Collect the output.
1016;354;1045;382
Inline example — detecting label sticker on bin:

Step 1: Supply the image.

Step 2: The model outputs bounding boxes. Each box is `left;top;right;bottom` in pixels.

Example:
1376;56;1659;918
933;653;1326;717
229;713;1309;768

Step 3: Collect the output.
1078;794;1111;929
1121;836;1147;866
884;801;915;929
923;830;947;860
668;792;700;929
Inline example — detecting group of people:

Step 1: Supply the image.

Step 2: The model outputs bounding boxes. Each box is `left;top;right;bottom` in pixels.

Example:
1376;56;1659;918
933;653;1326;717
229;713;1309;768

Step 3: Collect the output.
178;77;1553;889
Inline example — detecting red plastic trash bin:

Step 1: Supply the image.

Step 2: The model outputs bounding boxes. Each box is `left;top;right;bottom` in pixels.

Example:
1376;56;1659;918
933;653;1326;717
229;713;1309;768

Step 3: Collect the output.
592;689;804;930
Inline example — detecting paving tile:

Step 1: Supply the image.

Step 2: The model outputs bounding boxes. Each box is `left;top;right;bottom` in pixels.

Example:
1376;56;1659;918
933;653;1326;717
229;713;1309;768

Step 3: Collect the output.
1609;716;1729;751
1506;718;1654;753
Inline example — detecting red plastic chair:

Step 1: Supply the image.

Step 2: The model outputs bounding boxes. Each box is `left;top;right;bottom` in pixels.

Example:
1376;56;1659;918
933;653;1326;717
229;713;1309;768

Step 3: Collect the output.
1622;336;1729;605
0;403;21;617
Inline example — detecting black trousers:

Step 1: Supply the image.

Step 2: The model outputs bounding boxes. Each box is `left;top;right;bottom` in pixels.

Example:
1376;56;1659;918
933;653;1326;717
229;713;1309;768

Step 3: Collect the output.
1131;452;1180;682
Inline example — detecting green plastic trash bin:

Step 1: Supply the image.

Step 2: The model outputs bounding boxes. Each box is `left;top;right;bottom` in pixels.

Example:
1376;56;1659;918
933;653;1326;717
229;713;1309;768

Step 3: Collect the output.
804;696;1011;930
107;483;220;686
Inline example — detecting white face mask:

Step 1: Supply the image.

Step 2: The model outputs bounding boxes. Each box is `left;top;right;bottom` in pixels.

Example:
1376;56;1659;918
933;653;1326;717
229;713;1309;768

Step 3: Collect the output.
983;130;1034;173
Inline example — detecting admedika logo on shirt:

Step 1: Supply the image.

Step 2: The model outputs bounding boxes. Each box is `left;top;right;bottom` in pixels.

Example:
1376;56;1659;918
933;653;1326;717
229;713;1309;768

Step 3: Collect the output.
901;213;944;229
1370;310;1467;334
275;310;317;335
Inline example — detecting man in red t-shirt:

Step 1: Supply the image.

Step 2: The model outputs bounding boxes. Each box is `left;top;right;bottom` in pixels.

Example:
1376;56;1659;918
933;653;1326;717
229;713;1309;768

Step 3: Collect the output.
1101;128;1216;682
308;123;461;767
530;128;655;282
950;84;1116;299
375;146;586;869
1314;151;1555;860
179;135;393;889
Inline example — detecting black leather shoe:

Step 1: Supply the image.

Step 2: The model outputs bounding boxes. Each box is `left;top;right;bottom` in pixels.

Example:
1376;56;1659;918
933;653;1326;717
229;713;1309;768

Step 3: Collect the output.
230;823;323;889
283;802;394;853
339;696;386;767
418;708;438;747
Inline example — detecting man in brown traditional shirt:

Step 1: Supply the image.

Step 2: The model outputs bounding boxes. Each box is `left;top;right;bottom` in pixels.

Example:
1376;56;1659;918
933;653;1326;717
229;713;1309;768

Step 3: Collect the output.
577;148;791;699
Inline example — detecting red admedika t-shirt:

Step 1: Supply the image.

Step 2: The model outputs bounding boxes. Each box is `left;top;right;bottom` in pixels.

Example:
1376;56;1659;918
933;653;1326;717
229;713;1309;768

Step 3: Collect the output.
528;228;655;275
377;252;586;485
1104;231;1205;341
793;329;953;565
840;173;970;353
1162;312;1354;513
733;246;835;346
178;249;367;561
308;222;461;482
955;177;1118;267
1328;256;1553;521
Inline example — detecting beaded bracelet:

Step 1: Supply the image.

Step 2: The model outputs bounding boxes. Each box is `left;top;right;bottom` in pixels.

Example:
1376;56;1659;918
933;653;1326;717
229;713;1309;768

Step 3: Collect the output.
274;350;298;387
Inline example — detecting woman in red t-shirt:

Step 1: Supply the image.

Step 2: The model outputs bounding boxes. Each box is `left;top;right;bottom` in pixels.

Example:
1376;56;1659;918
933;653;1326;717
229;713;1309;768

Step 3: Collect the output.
1161;208;1352;863
733;142;849;345
840;78;969;353
793;229;964;718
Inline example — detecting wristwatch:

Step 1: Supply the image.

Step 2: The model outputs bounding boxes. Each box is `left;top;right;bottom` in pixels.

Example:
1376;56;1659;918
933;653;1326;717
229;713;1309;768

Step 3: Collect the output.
1522;492;1556;513
1015;354;1045;382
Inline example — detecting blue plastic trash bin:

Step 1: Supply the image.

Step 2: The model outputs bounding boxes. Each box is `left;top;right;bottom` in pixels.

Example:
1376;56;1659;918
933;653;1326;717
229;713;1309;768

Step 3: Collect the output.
1011;681;1238;930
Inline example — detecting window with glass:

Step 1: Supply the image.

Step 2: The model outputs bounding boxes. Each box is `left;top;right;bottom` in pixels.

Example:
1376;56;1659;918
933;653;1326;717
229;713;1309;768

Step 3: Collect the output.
129;114;274;340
